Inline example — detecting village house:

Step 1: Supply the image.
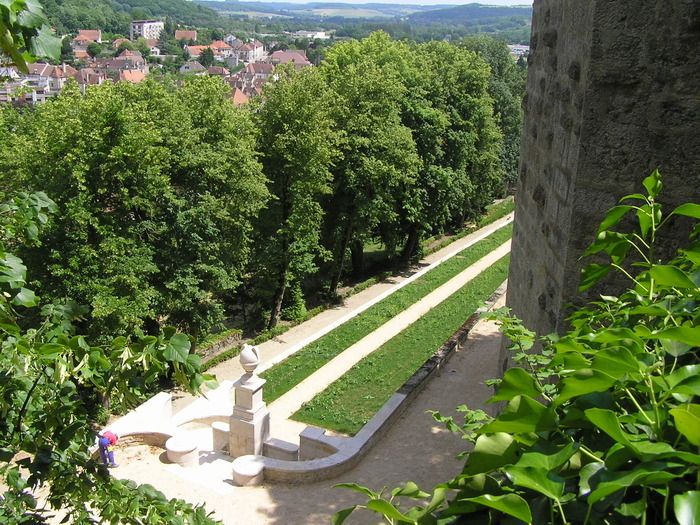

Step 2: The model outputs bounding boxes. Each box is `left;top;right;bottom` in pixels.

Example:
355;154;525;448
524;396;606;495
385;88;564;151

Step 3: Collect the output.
243;62;275;81
175;29;197;42
130;20;164;41
112;38;130;50
179;61;207;75
71;29;102;60
223;35;243;48
185;41;233;62
207;66;231;78
268;50;311;68
231;87;249;107
233;40;265;63
0;62;100;104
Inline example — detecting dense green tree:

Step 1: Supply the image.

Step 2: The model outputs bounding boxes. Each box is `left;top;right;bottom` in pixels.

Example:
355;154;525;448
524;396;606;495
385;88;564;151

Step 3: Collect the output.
86;41;103;58
0;192;219;524
252;67;338;328
59;36;74;64
320;32;421;290
198;46;215;67
417;41;503;224
1;6;219;521
460;36;526;191
1;78;267;342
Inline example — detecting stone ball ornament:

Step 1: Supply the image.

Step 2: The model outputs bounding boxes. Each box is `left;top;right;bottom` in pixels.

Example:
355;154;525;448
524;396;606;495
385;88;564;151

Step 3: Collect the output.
239;344;260;374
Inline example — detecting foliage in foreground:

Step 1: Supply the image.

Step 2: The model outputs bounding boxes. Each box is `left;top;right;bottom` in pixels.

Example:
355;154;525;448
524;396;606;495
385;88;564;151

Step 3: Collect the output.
334;171;700;524
0;195;219;523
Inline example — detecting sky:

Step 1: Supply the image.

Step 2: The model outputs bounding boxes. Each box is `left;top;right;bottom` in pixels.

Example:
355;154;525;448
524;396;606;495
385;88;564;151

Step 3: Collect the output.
235;1;534;6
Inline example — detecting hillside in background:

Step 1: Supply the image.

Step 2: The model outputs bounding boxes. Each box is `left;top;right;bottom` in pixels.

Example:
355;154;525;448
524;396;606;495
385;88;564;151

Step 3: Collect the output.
41;0;532;43
407;3;531;24
198;1;531;22
42;0;223;34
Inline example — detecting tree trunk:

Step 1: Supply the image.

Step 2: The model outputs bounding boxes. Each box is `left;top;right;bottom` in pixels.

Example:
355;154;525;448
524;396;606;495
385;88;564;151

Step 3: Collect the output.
268;267;287;330
350;239;364;279
329;217;354;294
401;225;420;264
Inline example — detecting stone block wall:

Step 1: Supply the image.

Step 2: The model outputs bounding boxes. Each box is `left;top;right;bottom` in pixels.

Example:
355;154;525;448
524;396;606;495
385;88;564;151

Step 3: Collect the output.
508;0;700;338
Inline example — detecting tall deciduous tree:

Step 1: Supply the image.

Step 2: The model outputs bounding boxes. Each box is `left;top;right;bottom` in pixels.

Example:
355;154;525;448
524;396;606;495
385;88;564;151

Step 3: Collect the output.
2;78;268;342
320;32;420;291
460;36;526;192
252;67;338;328
198;46;215;67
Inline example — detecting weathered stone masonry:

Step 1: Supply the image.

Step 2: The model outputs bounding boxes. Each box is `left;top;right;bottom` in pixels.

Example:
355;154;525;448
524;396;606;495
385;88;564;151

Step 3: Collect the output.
507;0;700;339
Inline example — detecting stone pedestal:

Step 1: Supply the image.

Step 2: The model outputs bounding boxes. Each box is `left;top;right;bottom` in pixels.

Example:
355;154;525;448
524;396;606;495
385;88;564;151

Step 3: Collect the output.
229;373;270;457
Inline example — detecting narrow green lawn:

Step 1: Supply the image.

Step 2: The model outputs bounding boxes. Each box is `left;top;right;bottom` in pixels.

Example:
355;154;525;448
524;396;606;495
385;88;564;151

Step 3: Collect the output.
292;255;510;435
261;224;512;402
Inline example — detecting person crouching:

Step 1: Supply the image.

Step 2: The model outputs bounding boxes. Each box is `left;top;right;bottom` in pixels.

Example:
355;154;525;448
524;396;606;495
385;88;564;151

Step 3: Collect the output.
98;430;119;468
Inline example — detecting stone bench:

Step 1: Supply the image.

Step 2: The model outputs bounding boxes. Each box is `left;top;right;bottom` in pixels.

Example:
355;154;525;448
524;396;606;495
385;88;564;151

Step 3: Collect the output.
166;434;199;467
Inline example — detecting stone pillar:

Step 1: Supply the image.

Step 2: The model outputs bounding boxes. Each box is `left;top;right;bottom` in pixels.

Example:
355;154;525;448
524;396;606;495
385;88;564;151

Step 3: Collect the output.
229;345;270;457
507;0;700;346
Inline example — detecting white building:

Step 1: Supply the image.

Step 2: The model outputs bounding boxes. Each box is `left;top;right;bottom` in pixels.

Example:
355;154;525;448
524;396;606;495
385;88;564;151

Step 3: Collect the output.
130;20;164;41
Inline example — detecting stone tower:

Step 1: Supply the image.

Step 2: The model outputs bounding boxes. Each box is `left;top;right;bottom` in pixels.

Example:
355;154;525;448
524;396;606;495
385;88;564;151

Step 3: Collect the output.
507;0;700;337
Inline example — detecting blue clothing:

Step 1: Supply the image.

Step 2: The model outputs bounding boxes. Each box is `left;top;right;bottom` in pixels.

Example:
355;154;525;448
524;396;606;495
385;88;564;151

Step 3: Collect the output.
98;436;115;466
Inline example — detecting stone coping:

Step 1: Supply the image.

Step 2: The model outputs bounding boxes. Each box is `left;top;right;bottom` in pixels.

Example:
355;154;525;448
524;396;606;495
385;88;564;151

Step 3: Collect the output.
232;282;507;484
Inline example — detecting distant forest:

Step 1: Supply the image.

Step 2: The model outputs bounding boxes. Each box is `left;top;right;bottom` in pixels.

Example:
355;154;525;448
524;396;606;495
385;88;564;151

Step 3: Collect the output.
41;0;532;44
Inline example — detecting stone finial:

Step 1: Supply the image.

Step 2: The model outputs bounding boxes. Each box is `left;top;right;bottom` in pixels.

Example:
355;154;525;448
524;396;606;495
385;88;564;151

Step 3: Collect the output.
239;344;260;374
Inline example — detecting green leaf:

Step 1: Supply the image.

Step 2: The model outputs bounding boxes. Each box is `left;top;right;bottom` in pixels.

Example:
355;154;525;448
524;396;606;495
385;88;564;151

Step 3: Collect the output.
29;24;61;61
590;347;641;379
579;263;611;292
461;494;532;523
464;433;519;475
578;461;605;496
516;443;578;471
334;483;379;499
12;287;37;307
587;462;681;503
597;205;634;232
649;326;700;347
480;396;555;434
674;491;700;525
642;169;662;199
649;265;697;288
391;482;430;499
584;408;636;450
505;465;564;500
366;499;414;523
332;507;358;525
556;370;616;406
164;333;190;363
489;367;540;402
669;405;700;447
672;203;700;219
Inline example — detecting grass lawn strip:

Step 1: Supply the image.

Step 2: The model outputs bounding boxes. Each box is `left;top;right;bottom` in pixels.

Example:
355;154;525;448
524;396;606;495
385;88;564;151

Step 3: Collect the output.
261;224;513;402
292;255;510;435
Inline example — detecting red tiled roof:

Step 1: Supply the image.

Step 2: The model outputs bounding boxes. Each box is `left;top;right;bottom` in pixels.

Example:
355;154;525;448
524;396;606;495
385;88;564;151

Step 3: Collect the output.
231;88;249;106
210;40;232;50
269;50;311;66
208;66;230;75
118;49;143;58
175;30;197;41
74;30;101;43
112;38;130;49
119;70;146;83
